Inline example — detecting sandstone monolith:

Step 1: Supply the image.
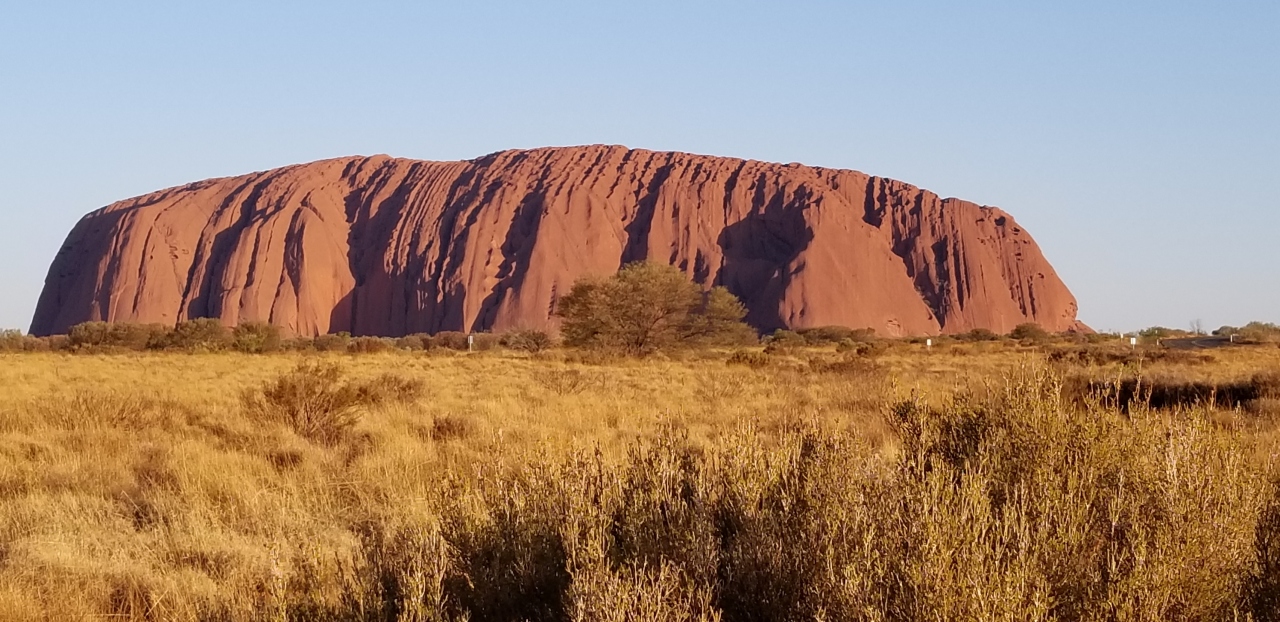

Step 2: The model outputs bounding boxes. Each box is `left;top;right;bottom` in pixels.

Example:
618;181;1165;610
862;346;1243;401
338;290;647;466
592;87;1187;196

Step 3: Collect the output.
32;146;1087;337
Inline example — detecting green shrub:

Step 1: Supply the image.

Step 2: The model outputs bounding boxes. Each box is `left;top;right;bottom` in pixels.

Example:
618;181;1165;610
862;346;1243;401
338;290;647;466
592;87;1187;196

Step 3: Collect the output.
164;318;233;351
797;325;877;346
806;354;884;378
430;331;470;351
1009;322;1050;343
471;333;500;351
501;329;554;353
1063;371;1280;412
762;329;806;355
395;334;430;350
835;339;888;357
348;336;396;354
313;332;351;352
231;322;282;353
1139;325;1187;340
67;321;172;350
955;328;1002;342
0;329;23;351
765;329;804;346
44;335;70;351
1238;322;1280;344
279;336;317;351
17;335;53;351
1085;332;1120;344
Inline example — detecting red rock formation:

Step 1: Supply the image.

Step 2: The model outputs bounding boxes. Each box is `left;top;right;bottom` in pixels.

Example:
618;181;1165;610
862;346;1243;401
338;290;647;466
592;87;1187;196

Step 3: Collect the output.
31;146;1087;337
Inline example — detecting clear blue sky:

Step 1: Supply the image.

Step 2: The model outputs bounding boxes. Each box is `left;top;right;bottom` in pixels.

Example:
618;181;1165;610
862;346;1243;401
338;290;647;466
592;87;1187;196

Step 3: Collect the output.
2;1;1276;333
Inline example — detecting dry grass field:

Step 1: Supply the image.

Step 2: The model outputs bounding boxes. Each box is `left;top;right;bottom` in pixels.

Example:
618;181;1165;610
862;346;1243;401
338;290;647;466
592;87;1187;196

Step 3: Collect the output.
1;342;1279;621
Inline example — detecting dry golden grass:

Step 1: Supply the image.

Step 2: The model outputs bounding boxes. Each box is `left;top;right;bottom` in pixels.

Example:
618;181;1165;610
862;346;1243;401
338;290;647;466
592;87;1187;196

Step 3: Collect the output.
0;343;1278;620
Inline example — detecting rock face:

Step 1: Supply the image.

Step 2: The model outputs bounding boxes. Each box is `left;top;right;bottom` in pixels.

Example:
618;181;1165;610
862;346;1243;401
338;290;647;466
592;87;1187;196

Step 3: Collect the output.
31;146;1086;337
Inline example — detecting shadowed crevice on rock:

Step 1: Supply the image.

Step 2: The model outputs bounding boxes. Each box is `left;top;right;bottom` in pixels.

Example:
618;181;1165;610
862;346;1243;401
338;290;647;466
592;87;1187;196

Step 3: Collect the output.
328;289;354;335
177;176;261;321
472;182;548;333
620;158;676;267
342;161;420;336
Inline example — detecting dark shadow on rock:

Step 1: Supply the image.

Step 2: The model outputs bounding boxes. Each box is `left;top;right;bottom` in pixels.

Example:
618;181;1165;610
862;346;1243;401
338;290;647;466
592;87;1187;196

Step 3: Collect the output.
342;161;419;336
183;176;270;321
714;177;815;333
620;158;675;267
30;208;128;335
328;288;354;335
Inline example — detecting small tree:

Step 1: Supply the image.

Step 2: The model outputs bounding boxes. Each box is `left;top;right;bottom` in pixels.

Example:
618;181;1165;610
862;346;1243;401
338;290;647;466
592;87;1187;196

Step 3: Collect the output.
1009;323;1050;343
557;262;754;354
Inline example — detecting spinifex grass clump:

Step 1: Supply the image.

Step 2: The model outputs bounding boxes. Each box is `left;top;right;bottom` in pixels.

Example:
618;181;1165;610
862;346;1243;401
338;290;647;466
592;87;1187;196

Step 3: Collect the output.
242;361;423;443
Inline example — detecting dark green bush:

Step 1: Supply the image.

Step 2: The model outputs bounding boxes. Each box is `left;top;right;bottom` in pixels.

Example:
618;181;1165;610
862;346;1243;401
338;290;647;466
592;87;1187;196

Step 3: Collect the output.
313;333;351;352
430;332;470;351
1009;322;1050;343
164;319;233;351
68;321;172;350
762;330;806;355
955;328;1002;342
835;338;889;357
395;334;430;351
797;326;877;346
348;336;396;354
279;336;318;351
231;322;282;353
500;330;554;353
1237;322;1280;344
471;333;500;351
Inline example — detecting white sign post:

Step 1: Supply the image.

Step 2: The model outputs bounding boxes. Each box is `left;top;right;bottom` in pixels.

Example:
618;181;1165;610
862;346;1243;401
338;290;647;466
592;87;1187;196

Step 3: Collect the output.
1129;337;1137;349
467;334;474;352
926;338;933;350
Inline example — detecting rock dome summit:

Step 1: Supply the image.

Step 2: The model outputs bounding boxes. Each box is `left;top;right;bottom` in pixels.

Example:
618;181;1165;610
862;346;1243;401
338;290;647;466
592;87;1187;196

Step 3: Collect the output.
31;145;1086;337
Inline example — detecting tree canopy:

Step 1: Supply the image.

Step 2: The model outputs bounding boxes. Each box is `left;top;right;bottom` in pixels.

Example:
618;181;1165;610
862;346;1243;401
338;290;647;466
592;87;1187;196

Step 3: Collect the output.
556;262;754;354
